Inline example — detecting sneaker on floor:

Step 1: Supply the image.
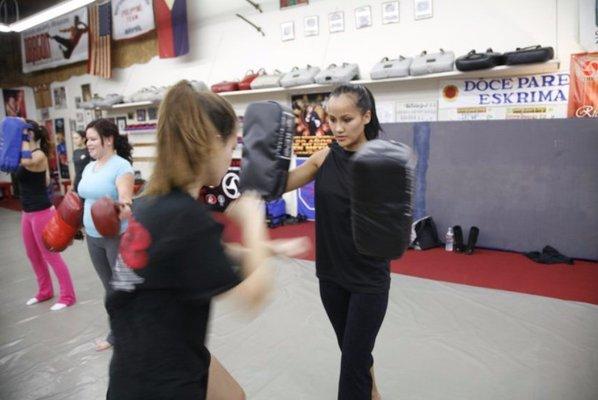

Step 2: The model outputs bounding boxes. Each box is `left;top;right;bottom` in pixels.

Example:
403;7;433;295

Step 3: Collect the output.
50;303;68;311
26;297;39;306
26;295;53;306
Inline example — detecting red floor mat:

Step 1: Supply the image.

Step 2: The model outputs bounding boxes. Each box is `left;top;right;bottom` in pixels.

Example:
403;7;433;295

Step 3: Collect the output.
215;215;598;305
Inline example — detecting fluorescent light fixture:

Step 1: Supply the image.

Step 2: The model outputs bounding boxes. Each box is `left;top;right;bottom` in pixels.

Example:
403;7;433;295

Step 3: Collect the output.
0;23;11;32
9;0;96;33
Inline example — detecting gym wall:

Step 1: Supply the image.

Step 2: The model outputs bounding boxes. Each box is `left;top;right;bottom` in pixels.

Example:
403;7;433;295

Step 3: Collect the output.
38;0;581;116
382;118;598;261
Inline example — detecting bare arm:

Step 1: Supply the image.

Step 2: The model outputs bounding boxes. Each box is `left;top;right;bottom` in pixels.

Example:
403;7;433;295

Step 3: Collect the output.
223;242;247;265
217;194;273;311
284;147;329;192
116;172;134;219
224;236;311;263
20;141;46;171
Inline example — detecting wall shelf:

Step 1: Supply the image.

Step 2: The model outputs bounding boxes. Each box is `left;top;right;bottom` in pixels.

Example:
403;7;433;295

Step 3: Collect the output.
132;156;156;162
104;60;560;107
124;129;157;135
132;142;157;147
111;101;157;109
219;60;561;97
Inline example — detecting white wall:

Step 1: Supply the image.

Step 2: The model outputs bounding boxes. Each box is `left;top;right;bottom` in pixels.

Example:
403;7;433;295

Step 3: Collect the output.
43;0;583;108
9;0;584;193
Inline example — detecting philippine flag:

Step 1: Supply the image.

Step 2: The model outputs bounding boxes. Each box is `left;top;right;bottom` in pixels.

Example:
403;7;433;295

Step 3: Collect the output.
154;0;189;58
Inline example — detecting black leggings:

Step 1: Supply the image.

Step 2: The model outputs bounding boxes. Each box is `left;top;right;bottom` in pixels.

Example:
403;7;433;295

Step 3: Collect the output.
319;280;389;400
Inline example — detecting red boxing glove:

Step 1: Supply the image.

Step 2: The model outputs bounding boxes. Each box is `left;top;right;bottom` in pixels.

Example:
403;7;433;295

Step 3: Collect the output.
119;217;152;269
43;212;77;252
91;197;121;237
57;191;83;229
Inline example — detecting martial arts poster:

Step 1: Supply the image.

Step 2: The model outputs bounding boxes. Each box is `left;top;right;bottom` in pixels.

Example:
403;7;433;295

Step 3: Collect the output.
111;0;155;40
44;120;61;197
291;92;333;157
567;52;598;118
295;158;315;220
21;8;89;73
3;89;27;118
54;119;70;179
438;73;570;120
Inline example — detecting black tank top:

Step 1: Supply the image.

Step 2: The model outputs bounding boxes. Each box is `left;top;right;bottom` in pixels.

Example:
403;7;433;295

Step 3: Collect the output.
15;156;52;212
314;142;390;293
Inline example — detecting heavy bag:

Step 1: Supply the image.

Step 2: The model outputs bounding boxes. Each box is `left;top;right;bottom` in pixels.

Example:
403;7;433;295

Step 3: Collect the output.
42;212;77;252
91;197;121;237
240;101;294;201
57;191;84;229
350;139;415;259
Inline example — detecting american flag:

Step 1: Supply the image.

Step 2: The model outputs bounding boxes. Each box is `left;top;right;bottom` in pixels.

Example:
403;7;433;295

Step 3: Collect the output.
88;1;112;79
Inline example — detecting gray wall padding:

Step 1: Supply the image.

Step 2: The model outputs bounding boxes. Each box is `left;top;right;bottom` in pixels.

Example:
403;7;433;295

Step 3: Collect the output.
381;118;598;261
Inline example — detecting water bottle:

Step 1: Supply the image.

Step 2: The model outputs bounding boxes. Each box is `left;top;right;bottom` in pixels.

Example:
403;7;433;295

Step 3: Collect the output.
445;227;454;252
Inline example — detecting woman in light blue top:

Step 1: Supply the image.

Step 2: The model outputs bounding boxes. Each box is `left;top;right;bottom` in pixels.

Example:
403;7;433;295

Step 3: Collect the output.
78;118;134;351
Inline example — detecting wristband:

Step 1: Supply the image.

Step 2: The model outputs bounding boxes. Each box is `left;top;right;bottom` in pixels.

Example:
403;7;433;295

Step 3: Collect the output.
21;150;32;159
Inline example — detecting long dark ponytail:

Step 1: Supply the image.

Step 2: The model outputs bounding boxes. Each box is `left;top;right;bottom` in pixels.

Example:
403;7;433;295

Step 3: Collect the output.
85;118;133;164
26;119;54;157
329;84;382;140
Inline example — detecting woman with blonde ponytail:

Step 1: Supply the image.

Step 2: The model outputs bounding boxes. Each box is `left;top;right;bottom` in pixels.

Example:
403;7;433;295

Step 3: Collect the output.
106;81;308;400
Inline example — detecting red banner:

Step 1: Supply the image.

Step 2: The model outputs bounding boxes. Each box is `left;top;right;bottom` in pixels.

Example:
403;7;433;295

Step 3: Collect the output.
567;52;598;118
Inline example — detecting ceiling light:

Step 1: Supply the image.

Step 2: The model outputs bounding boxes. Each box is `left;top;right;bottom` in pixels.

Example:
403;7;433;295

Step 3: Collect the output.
10;0;96;33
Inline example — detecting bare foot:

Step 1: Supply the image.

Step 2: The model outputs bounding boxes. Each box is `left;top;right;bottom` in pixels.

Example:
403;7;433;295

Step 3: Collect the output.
95;339;112;351
371;366;382;400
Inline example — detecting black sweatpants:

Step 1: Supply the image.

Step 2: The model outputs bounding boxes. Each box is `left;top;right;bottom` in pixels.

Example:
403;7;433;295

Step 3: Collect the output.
319;280;389;400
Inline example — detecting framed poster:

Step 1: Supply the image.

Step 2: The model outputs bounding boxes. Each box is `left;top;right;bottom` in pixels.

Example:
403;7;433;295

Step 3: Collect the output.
44;120;61;195
355;6;372;29
53;86;67;109
116;116;127;131
147;107;158;120
414;0;433;20
382;1;400;24
136;109;147;122
21;8;89;73
329;11;345;33
304;15;319;37
3;89;27;118
281;21;295;41
54;118;70;179
81;83;92;102
291;92;333;157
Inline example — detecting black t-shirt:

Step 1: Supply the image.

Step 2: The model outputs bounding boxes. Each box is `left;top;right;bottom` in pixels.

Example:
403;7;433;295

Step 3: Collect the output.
315;142;390;293
72;148;90;192
106;190;241;400
15;155;52;212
